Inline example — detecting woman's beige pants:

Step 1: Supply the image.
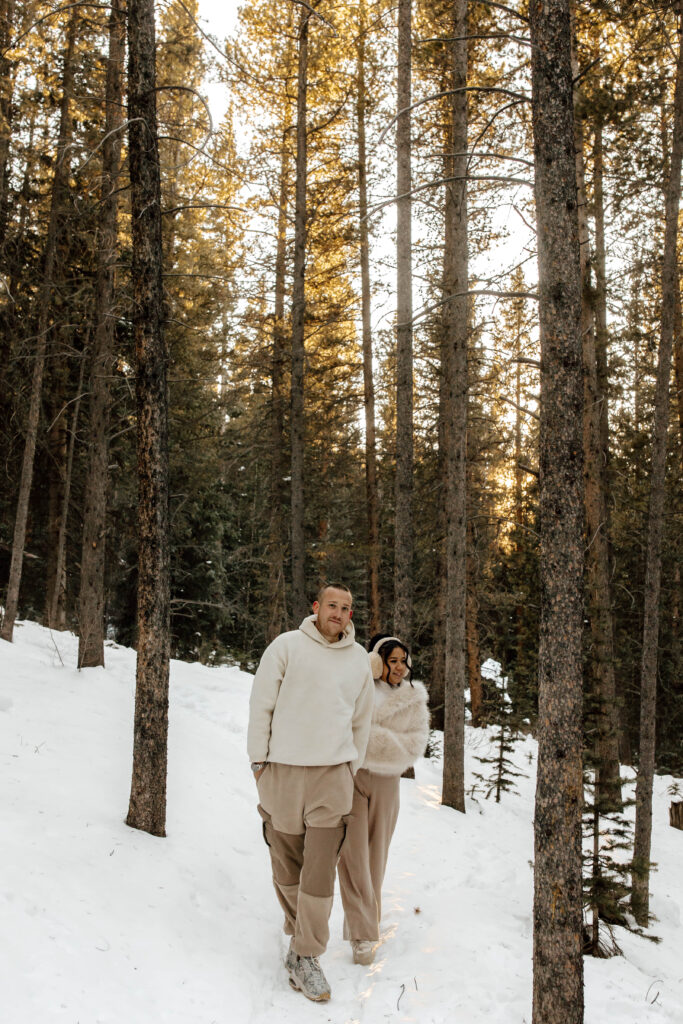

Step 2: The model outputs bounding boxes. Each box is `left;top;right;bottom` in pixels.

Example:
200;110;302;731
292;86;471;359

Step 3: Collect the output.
337;768;400;941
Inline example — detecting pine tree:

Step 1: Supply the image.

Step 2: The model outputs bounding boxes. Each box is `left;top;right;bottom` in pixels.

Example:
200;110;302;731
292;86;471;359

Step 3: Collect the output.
529;3;585;1022
126;0;170;838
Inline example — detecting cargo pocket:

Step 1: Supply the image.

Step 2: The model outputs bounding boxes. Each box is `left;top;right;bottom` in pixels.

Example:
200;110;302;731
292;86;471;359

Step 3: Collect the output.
257;803;273;847
338;812;352;856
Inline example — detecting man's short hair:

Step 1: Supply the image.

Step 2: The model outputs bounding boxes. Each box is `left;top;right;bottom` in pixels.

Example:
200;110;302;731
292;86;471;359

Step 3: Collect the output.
316;581;353;605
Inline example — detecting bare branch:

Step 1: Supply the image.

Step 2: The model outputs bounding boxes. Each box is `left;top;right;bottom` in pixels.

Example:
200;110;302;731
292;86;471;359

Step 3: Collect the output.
376;86;530;147
155;85;213;169
469;99;528;155
512;356;541;369
512;203;536;235
449;150;535;167
74;120;145;176
364;173;533;220
288;0;337;33
400;288;539;329
416;33;530;46
500;397;539;421
161;203;246;216
158;0;261;81
470;0;529;22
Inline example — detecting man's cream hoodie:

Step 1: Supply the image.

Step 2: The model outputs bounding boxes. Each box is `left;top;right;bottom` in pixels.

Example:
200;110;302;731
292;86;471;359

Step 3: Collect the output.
247;615;374;774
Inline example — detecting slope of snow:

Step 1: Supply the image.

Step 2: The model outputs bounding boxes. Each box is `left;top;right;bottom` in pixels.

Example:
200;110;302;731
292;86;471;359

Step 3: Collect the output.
1;621;681;1023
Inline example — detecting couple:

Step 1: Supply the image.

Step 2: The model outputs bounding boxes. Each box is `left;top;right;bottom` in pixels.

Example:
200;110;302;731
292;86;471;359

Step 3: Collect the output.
246;582;430;1003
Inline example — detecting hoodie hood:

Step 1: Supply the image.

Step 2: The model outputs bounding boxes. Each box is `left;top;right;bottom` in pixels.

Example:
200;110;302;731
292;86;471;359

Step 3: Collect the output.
299;613;356;648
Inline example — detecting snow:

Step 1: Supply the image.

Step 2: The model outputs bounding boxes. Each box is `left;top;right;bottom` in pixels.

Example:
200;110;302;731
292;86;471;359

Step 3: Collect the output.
1;620;682;1024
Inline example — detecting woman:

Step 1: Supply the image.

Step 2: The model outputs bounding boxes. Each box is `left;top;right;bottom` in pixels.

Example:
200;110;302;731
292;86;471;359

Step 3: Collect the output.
338;633;430;965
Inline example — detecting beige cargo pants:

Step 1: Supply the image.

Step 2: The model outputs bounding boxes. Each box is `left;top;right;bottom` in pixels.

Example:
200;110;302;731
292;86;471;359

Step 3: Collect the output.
256;762;354;957
337;768;400;941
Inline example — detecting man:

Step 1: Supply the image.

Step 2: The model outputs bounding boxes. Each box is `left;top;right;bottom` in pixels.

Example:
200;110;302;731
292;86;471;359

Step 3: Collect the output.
247;582;374;1002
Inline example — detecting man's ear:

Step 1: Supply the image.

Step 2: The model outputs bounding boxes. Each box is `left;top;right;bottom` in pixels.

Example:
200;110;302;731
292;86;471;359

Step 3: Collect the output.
349;609;353;619
312;600;320;614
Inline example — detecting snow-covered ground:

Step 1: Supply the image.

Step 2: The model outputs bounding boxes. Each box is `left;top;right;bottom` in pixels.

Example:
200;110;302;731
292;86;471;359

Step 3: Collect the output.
1;621;681;1024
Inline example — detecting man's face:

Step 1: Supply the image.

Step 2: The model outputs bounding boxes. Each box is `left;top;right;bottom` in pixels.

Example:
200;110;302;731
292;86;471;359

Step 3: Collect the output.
313;587;352;642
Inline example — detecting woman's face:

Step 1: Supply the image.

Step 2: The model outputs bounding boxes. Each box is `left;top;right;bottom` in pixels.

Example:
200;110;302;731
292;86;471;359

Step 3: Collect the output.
382;645;408;686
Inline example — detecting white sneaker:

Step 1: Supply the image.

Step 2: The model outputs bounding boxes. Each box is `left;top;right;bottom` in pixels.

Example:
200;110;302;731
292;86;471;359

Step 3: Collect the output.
350;939;376;965
288;954;331;1001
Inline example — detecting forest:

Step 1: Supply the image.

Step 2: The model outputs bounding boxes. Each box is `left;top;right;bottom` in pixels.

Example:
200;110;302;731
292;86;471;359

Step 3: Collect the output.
1;0;682;1021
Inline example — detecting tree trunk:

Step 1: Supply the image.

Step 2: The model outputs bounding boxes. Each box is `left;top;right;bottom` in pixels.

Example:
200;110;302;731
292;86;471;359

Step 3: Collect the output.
514;328;526;678
441;0;468;813
1;10;79;642
45;389;69;629
431;362;447;732
357;7;381;637
593;116;631;767
670;802;683;830
78;0;125;668
266;126;291;643
265;12;294;644
0;106;34;404
290;7;309;625
126;0;170;838
467;522;483;725
0;0;15;251
674;276;683;448
393;0;413;640
529;5;585;1024
573;78;621;812
49;350;86;628
592;119;611;482
632;1;683;928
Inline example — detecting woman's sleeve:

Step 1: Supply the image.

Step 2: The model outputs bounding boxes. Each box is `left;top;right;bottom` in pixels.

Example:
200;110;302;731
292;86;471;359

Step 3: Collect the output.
398;689;430;763
364;689;430;773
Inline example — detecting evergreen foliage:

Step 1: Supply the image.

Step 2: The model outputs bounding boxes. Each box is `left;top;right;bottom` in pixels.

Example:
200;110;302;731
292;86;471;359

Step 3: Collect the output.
0;0;679;800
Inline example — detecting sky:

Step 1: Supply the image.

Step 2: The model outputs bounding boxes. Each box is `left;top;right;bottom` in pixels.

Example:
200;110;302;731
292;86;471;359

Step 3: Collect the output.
195;0;242;120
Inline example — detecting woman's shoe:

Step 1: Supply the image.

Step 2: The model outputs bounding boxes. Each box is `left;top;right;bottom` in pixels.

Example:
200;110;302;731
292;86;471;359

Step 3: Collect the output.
350;939;376;965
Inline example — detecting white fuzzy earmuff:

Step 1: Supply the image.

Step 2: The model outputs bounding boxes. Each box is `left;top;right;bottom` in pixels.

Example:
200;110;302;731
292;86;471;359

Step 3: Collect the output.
369;636;412;679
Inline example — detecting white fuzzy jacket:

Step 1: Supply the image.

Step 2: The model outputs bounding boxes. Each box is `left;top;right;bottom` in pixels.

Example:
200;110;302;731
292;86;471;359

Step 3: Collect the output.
247;615;375;774
362;678;430;776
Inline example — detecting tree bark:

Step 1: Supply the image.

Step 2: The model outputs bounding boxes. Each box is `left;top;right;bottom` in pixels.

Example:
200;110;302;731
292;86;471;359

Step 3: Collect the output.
592;119;611;478
467;520;483;725
393;0;413;640
674;275;683;449
357;4;381;637
1;10;79;642
264;10;294;645
573;75;621;812
441;0;468;813
49;350;86;628
0;0;15;251
431;359;447;732
266;125;291;643
632;2;683;928
593;116;631;765
78;0;125;668
45;389;69;629
529;5;585;1023
514;312;527;679
126;0;170;838
290;6;309;625
670;802;683;830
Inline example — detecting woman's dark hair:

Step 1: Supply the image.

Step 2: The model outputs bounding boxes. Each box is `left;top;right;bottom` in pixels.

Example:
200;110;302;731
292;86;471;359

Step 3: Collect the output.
367;632;413;684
